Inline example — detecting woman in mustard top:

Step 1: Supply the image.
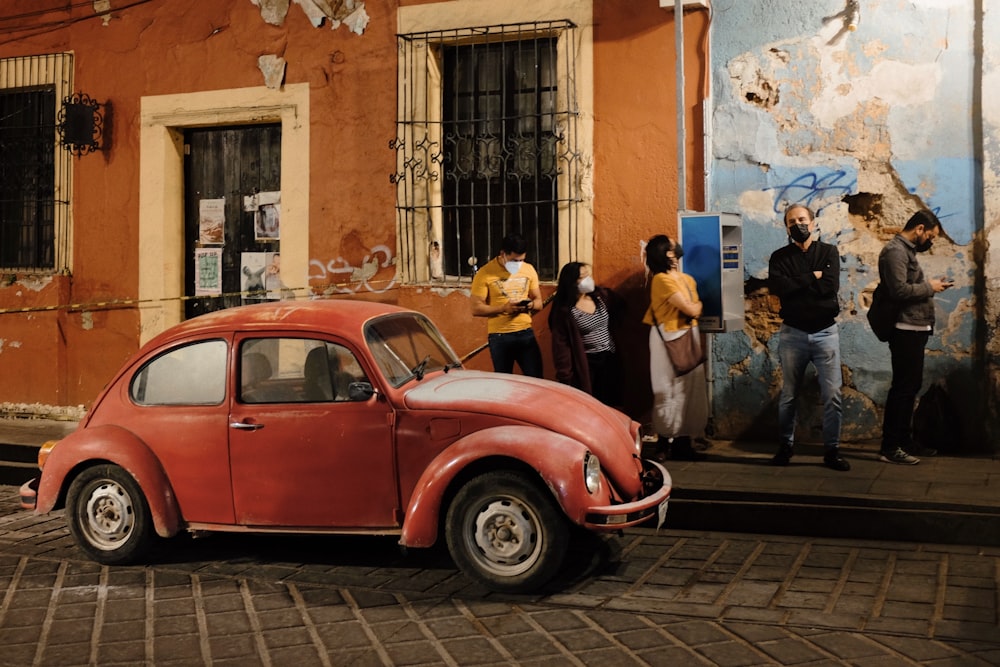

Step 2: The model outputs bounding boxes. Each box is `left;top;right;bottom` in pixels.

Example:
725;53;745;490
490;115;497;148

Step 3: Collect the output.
643;234;708;461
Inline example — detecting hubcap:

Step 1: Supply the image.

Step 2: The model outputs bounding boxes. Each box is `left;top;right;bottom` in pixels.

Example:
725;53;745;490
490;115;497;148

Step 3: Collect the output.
470;497;540;575
82;481;135;550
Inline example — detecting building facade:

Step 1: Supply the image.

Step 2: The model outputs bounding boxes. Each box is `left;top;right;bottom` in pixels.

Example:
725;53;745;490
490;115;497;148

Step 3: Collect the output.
0;0;708;427
3;0;996;453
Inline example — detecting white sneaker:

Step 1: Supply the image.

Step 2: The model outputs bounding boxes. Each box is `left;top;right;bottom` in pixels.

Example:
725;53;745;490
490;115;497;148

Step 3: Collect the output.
880;447;920;465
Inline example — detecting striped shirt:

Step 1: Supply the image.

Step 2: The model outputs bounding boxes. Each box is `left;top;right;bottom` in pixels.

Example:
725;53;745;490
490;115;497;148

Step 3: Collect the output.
572;298;615;354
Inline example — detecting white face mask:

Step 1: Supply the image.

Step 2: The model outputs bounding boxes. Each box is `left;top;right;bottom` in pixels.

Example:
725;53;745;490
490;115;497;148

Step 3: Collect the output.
504;260;524;275
577;275;595;294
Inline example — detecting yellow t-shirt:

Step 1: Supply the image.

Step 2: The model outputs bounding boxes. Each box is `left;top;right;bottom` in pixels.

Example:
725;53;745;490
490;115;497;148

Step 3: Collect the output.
471;257;539;334
643;271;700;331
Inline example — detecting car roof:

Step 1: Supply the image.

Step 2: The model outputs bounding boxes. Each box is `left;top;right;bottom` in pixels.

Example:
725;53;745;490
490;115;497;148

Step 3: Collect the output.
145;299;413;349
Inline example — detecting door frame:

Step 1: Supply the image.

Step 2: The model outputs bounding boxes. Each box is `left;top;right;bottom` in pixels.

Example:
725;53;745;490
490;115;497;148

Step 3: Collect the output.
139;84;310;344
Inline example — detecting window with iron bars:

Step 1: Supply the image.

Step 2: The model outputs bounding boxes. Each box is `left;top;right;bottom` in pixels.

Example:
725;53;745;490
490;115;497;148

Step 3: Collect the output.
0;53;73;272
394;21;581;283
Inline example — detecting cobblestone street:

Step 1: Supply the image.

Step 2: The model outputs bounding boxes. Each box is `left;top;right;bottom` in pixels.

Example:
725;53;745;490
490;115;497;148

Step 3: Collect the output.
2;486;999;666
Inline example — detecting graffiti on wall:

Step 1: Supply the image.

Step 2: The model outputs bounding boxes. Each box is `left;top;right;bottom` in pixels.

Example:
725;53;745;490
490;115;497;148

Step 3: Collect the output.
764;171;857;216
309;244;398;294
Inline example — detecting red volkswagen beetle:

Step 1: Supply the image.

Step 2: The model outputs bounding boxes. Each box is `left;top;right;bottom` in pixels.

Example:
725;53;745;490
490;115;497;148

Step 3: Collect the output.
21;300;671;592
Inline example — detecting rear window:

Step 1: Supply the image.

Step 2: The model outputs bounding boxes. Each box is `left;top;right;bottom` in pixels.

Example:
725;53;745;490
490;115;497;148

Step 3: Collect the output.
130;340;228;405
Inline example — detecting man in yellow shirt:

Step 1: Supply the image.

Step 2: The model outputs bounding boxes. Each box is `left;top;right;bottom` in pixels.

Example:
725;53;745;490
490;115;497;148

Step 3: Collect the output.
470;233;544;377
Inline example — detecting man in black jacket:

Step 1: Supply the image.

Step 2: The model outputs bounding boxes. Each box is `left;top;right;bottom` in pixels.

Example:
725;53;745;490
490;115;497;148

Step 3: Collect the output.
768;205;849;471
877;209;951;464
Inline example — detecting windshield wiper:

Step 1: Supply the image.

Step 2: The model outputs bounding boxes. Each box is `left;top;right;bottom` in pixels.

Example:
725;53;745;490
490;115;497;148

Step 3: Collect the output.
411;355;431;381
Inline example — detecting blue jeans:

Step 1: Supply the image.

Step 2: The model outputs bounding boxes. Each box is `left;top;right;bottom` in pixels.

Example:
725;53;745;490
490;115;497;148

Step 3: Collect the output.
778;323;842;451
488;328;543;378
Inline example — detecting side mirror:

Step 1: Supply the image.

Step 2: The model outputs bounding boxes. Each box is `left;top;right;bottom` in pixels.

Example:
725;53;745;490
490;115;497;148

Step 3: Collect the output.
347;381;376;401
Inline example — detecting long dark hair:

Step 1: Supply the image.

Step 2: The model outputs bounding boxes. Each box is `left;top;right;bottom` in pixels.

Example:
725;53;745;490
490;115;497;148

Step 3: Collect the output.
553;261;587;309
645;234;678;275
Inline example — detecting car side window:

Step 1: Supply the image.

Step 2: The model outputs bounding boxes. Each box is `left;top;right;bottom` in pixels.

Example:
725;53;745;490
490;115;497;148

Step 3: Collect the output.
130;340;227;406
240;338;368;404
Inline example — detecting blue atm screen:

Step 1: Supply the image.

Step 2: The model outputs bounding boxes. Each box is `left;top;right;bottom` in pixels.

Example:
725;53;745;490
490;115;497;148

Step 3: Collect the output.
680;215;723;328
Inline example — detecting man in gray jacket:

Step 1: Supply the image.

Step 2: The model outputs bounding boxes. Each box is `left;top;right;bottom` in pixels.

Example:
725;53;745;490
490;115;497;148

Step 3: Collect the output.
878;209;952;464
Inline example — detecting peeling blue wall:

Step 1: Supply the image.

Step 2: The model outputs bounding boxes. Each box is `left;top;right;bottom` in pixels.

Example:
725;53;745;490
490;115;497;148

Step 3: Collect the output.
707;0;980;447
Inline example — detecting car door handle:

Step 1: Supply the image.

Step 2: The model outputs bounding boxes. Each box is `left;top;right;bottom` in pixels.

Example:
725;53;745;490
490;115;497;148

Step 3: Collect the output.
230;421;265;431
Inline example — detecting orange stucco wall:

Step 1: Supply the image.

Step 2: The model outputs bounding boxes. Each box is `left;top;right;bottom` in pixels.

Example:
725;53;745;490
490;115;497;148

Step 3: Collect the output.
0;0;706;417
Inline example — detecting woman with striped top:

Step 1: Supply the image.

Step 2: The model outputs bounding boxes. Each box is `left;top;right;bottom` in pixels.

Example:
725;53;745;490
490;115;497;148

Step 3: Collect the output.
548;262;623;407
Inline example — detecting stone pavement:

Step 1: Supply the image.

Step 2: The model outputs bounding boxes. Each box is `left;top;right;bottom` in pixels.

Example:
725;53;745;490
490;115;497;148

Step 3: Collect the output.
1;418;1000;665
1;484;999;666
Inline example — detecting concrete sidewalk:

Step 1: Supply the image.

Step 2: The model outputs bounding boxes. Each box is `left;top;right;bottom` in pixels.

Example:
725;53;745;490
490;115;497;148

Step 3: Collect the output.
664;439;1000;546
2;417;999;546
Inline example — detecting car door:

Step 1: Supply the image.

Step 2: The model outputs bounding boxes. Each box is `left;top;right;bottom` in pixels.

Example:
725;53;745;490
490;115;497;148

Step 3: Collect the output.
227;334;398;528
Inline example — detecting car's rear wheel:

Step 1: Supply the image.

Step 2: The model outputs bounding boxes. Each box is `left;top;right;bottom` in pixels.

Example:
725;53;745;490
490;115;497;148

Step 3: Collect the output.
445;471;569;593
66;464;154;565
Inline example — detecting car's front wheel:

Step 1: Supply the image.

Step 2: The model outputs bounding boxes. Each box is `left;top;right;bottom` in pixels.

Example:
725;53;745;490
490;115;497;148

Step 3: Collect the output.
66;464;154;565
445;471;569;593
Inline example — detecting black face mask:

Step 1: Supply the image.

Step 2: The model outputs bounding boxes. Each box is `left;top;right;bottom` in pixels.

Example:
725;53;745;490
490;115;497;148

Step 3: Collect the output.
915;238;933;253
664;242;683;270
788;223;811;244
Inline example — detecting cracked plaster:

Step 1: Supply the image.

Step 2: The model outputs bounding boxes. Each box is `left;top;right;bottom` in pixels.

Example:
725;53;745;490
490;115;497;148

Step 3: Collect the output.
709;0;985;446
251;0;368;34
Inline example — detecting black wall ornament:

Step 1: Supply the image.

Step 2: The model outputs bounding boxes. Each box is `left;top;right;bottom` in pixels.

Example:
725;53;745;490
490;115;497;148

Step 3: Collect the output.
57;93;104;156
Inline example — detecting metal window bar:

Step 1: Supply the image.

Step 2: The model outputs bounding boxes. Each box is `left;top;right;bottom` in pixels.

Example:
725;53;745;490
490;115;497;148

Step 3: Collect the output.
395;21;580;283
0;53;72;273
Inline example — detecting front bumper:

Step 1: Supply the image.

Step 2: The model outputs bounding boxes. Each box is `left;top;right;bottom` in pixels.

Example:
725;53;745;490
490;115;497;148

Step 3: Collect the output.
583;459;672;530
19;477;38;510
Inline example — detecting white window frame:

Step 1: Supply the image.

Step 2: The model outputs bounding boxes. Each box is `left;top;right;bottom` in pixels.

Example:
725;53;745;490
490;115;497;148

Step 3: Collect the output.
395;0;594;285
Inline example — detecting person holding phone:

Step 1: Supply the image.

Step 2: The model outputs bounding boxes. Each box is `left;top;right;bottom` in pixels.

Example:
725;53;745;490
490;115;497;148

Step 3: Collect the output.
470;233;544;377
877;209;953;464
642;234;708;461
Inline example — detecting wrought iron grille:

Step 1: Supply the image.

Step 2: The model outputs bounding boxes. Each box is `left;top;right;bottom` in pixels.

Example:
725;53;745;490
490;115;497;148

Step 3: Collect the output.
0;54;73;272
395;21;581;283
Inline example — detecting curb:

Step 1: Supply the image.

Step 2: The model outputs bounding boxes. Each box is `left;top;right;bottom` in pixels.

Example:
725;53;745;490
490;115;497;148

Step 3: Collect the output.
667;490;1000;547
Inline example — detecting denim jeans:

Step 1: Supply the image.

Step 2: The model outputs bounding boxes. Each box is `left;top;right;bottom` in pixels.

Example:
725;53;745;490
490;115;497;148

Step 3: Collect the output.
881;329;929;453
488;328;543;377
778;323;842;451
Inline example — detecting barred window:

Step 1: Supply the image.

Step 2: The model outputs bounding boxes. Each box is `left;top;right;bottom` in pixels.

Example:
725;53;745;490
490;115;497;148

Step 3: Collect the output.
0;54;73;272
395;21;581;283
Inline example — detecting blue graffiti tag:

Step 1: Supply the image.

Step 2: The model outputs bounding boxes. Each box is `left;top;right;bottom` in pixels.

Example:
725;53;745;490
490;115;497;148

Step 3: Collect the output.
765;171;857;215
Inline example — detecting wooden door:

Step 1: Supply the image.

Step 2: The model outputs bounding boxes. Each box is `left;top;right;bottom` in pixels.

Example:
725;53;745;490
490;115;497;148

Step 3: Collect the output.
184;124;281;319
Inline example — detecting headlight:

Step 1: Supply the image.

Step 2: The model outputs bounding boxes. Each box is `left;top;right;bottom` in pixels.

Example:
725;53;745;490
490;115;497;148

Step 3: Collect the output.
37;440;58;470
584;451;601;494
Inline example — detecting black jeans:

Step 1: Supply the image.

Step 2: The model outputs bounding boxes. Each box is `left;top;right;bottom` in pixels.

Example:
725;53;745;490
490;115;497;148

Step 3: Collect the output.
488;328;543;378
881;329;930;453
586;350;621;408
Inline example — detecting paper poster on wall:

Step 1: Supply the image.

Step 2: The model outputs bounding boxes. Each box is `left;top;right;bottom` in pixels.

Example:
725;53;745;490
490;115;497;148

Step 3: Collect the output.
198;198;225;245
241;251;285;303
194;248;223;295
243;191;281;241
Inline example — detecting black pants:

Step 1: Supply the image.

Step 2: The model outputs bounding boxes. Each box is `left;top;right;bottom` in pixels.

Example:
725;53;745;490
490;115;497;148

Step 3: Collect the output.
881;329;930;453
586;350;621;408
488;329;543;378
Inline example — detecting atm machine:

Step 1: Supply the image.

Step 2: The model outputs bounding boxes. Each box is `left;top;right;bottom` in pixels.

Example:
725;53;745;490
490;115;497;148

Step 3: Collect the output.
677;212;744;333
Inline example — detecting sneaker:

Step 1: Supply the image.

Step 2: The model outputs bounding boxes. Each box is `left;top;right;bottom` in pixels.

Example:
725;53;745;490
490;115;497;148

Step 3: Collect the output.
880;447;920;465
668;436;707;461
823;452;851;471
770;446;793;466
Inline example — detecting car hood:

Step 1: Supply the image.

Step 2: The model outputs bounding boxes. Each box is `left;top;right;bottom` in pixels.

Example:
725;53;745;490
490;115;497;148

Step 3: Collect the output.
403;370;642;495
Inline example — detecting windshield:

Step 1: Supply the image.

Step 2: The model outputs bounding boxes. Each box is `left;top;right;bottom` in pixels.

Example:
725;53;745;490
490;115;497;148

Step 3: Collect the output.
364;313;462;387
